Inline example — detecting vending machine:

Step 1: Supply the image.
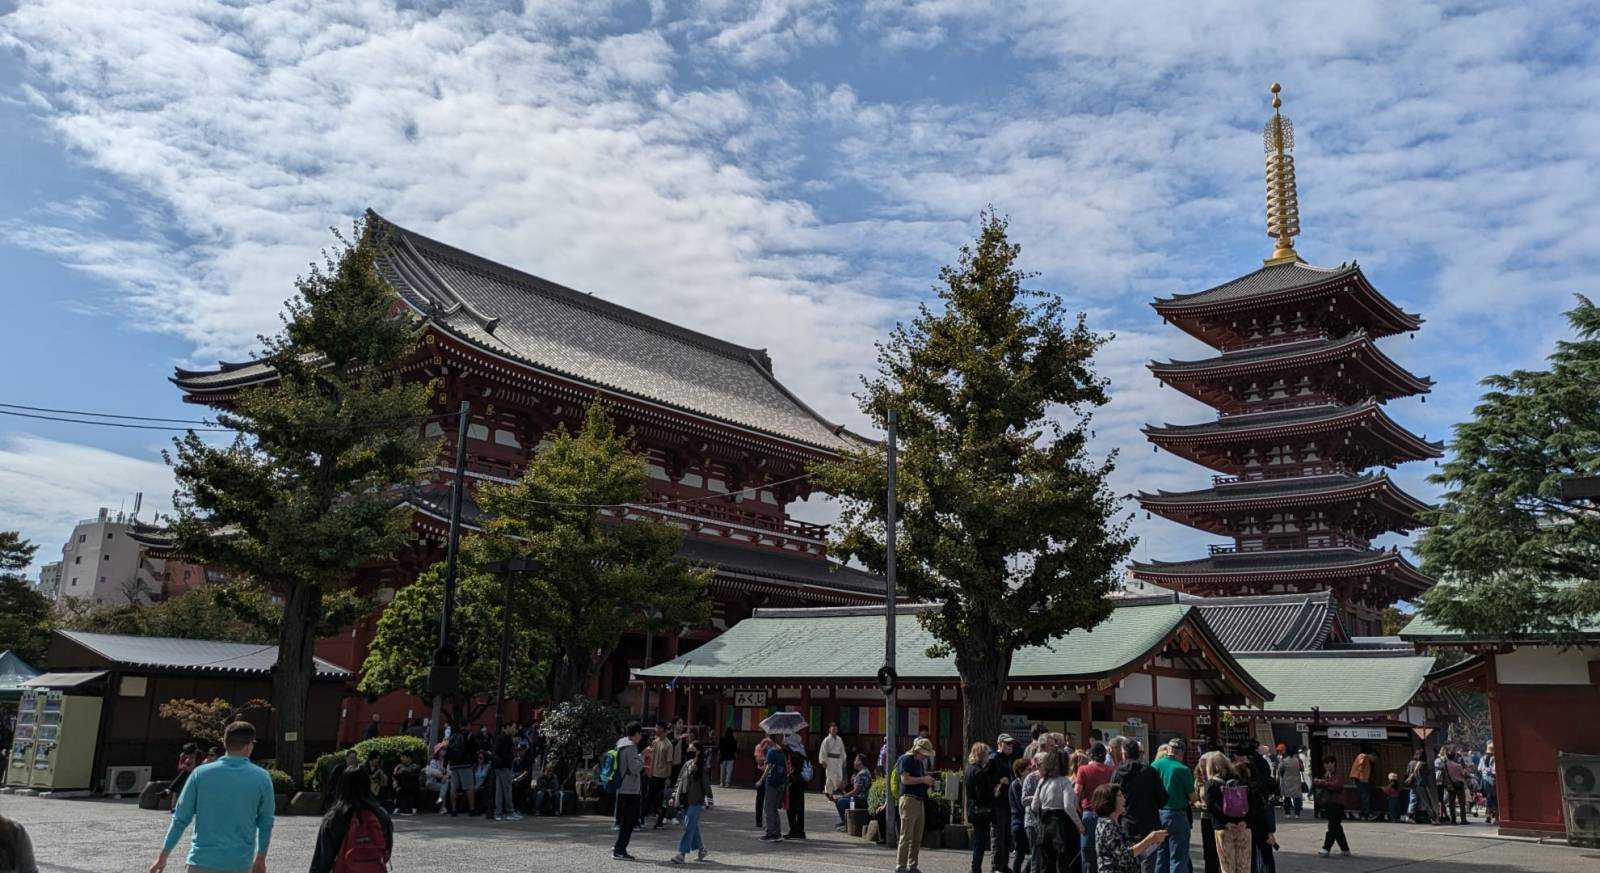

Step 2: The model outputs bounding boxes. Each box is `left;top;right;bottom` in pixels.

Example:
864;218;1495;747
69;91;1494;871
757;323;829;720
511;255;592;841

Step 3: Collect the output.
26;689;103;792
5;689;39;788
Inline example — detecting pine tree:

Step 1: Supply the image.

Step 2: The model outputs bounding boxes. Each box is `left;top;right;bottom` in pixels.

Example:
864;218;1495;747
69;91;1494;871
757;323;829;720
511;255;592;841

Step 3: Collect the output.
0;531;50;665
813;210;1134;750
474;402;711;703
168;219;433;784
1416;295;1600;638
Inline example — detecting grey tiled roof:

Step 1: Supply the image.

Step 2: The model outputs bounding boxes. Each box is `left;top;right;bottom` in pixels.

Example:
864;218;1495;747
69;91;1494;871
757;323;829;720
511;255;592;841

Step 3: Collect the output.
1143;401;1444;456
1190;591;1342;653
1132;546;1426;578
175;212;864;454
57;630;352;678
1139;472;1432;513
1155;261;1357;308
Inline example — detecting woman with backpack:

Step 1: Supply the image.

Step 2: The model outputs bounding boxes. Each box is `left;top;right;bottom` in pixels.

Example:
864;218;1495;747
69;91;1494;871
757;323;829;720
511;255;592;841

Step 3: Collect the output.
310;767;393;873
1201;751;1250;873
1029;749;1083;873
670;742;714;864
784;734;810;840
1193;752;1228;873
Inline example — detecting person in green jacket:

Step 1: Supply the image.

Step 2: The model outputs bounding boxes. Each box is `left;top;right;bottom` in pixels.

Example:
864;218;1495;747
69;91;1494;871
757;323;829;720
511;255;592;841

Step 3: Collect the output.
1150;739;1196;873
149;721;274;873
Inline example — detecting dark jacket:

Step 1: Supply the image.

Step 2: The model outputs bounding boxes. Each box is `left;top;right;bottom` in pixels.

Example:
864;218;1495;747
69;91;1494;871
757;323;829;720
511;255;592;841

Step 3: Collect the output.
718;733;738;761
309;806;393;873
1203;777;1247;826
493;734;514;769
1111;760;1169;839
676;760;715;807
965;763;999;819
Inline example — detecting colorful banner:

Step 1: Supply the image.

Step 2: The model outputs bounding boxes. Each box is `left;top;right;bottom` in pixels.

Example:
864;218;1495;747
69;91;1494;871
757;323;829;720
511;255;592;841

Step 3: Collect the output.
729;707;771;731
839;705;932;736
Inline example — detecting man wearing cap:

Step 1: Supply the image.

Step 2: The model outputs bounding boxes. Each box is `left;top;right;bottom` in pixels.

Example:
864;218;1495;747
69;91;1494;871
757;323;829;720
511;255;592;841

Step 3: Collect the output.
1151;739;1195;873
990;734;1017;873
895;737;938;873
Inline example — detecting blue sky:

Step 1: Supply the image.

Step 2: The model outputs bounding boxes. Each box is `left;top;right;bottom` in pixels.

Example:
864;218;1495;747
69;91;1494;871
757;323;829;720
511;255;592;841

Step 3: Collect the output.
3;0;1600;578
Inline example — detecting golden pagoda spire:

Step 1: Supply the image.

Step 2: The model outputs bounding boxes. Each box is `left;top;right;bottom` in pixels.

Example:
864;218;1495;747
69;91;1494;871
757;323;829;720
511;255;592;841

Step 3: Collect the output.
1263;82;1302;265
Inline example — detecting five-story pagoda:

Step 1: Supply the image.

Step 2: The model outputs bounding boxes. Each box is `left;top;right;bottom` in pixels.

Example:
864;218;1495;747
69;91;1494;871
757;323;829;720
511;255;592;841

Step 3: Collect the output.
1129;85;1440;635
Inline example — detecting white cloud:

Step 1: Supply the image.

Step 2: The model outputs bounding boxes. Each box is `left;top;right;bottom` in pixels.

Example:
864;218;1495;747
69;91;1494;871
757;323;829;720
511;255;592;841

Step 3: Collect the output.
6;0;1600;576
0;434;174;576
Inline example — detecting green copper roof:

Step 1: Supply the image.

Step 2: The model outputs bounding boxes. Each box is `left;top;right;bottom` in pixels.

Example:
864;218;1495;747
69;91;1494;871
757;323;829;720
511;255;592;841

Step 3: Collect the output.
643;602;1202;684
1234;653;1435;716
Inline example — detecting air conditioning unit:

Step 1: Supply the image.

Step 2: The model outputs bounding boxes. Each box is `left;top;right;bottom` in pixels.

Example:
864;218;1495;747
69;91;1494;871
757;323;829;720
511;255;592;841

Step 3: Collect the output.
1560;752;1600;799
104;765;152;797
1563;799;1600;845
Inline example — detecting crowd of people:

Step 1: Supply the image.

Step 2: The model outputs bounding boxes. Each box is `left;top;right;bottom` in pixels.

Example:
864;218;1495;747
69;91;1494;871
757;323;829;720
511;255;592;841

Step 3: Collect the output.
0;707;1509;872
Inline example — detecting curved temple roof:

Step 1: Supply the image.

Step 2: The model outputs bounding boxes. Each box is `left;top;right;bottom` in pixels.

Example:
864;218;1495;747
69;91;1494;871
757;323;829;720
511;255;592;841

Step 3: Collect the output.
637;601;1274;705
1142;400;1444;472
174;211;864;455
1149;332;1433;409
1137;472;1434;536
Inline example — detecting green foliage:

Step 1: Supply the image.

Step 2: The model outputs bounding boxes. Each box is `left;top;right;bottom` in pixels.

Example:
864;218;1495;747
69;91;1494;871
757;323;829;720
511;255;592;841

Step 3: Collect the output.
359;561;546;723
867;775;888;813
263;767;295;795
812;210;1133;748
312;735;427;790
54;587;273;643
1416;296;1600;639
1380;607;1410;637
166;217;436;783
0;532;50;665
158;697;273;748
540;696;629;780
475;403;712;701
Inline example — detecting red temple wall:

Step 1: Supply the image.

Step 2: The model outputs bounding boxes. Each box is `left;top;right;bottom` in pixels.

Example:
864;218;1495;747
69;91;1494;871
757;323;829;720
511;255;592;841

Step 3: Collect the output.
1487;652;1600;835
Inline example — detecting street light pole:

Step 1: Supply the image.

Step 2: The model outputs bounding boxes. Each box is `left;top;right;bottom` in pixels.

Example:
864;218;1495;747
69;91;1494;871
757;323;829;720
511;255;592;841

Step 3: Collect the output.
428;400;470;749
884;408;899;847
493;557;526;733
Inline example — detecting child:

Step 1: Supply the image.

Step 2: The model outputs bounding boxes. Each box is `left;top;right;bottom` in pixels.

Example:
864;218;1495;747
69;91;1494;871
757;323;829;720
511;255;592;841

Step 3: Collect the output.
393;750;421;815
1382;772;1405;823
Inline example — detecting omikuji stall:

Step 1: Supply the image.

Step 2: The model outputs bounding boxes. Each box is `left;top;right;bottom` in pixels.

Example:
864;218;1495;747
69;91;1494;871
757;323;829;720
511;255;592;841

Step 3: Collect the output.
640;600;1272;782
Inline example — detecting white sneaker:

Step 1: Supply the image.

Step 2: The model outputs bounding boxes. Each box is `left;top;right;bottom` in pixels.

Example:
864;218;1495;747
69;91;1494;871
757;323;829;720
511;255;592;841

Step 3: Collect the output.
1317;849;1330;857
670;854;685;865
508;813;524;821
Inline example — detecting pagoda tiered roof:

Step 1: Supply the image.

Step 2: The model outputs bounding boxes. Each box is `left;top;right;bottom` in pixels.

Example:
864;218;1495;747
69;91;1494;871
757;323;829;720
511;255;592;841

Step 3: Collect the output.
174;211;863;455
1142;400;1443;473
1152;261;1422;350
1129;545;1434;603
1149;331;1433;412
1137;472;1433;537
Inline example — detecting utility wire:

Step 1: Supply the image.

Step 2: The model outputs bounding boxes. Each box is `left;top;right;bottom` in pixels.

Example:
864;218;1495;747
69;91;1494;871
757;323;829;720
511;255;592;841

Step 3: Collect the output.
2;401;822;511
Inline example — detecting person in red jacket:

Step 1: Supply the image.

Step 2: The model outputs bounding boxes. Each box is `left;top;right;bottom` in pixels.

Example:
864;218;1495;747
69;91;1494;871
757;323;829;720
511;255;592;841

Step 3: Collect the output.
1313;757;1350;858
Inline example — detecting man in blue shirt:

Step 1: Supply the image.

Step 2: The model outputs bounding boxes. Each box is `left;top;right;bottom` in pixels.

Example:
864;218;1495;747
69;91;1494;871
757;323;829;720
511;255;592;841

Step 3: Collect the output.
149;720;274;873
895;737;937;873
760;732;787;841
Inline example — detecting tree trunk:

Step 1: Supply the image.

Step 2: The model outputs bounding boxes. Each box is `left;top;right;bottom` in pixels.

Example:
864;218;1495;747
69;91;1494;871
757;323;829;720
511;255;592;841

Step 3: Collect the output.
955;640;1011;756
273;584;321;787
548;643;591;705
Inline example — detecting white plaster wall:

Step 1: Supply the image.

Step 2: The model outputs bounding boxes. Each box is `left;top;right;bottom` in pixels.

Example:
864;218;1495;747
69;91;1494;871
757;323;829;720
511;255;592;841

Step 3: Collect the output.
1494;646;1600;686
1118;673;1154;706
1156;675;1192;709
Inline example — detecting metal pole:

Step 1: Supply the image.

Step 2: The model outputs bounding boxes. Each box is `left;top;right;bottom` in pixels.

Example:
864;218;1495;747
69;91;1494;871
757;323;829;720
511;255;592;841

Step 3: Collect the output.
428;400;471;748
494;559;518;733
885;408;899;846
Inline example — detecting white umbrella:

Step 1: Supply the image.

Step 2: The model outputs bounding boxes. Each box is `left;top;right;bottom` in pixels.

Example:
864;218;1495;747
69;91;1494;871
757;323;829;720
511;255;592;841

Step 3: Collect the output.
758;711;809;736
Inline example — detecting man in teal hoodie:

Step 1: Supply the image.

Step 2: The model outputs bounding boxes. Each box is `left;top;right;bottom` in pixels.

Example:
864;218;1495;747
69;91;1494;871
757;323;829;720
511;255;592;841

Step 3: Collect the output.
149;720;275;873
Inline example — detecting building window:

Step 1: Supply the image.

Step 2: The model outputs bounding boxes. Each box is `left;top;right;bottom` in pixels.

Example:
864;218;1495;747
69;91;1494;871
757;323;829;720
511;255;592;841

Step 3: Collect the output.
74;556;81;564
104;553;111;560
99;576;106;583
78;534;86;543
70;577;78;586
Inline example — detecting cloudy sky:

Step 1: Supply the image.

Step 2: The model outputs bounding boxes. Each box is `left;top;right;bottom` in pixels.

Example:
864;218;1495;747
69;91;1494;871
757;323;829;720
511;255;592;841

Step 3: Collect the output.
3;0;1598;578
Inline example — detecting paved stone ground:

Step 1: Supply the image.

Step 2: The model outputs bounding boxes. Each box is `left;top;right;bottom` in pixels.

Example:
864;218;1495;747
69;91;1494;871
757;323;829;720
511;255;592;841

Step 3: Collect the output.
4;788;1597;872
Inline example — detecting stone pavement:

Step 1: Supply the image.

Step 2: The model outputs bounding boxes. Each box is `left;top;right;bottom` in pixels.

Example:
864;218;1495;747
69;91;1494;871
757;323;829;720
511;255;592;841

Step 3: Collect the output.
4;787;1597;872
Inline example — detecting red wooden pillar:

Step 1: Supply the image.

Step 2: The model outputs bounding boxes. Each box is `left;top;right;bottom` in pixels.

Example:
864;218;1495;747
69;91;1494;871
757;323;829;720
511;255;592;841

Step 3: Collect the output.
931;686;942;762
1079;690;1093;750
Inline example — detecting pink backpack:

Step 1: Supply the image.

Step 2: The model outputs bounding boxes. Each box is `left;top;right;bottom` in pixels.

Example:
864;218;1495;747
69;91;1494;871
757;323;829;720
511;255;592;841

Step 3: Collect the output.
1221;780;1250;818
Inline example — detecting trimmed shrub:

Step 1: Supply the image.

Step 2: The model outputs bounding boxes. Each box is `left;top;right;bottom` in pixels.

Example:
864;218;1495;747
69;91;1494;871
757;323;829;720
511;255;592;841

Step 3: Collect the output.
263;768;295;795
313;735;428;790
